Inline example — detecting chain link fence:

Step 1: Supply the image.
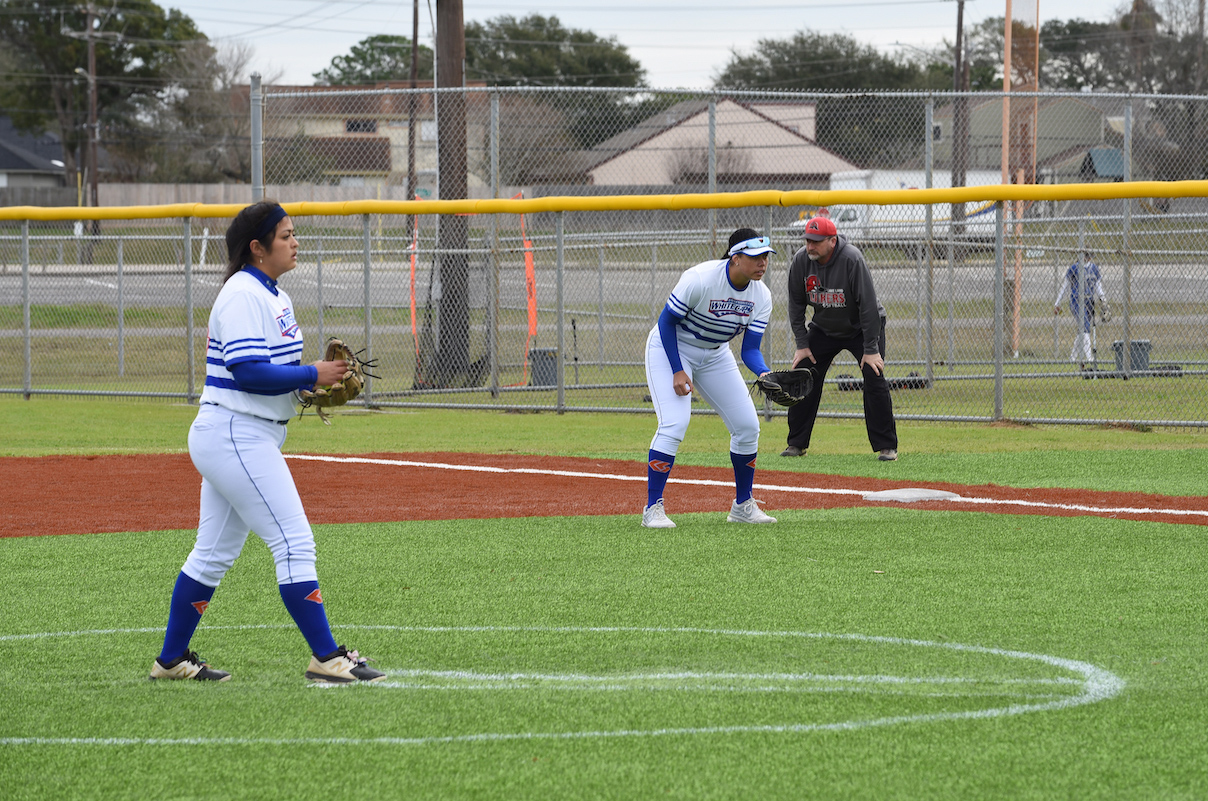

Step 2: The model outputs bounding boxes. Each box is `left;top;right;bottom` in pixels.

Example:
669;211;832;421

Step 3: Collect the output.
2;86;1206;426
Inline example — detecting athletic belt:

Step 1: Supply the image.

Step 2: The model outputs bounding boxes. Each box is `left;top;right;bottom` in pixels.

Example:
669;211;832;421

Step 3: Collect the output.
203;401;289;425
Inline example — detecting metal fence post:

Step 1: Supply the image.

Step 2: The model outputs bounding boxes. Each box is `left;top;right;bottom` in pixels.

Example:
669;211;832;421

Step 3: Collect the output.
708;97;717;251
924;95;935;385
21;220;30;399
597;236;606;368
117;236;124;377
649;243;659;324
946;228;955;372
315;234;325;344
1122;101;1133;376
762;203;774;420
251;74;264;202
362;214;373;401
993;202;1005;420
184;218;195;402
556;211;566;413
489;91;501;398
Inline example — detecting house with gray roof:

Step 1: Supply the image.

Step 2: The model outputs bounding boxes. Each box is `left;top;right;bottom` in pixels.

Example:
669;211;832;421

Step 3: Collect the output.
0;116;67;189
527;98;858;189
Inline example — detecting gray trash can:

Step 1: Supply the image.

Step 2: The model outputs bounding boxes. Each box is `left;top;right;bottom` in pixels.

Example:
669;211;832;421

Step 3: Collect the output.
529;348;558;386
1111;340;1151;371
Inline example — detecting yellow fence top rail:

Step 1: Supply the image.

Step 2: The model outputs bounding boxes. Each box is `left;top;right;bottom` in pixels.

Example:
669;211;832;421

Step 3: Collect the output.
2;181;1206;222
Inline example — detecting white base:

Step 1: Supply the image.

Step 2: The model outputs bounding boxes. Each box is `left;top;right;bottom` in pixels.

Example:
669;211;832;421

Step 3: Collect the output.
863;488;962;503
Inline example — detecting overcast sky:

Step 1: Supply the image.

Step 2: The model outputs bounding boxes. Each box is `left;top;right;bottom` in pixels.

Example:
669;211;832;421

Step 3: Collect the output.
162;0;1130;88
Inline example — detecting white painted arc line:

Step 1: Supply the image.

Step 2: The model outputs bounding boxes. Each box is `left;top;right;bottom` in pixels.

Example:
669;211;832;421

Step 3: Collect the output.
383;668;1082;686
369;683;1069;700
0;625;1124;748
284;453;1208;519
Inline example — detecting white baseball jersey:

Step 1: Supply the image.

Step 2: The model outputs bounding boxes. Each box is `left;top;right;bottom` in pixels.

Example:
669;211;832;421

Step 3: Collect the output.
199;268;305;422
665;259;772;348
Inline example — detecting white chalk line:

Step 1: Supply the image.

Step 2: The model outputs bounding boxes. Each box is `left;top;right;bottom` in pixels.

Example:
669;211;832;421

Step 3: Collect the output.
372;667;1077;698
370;683;1067;700
0;625;1124;748
285;453;1208;520
382;667;1083;685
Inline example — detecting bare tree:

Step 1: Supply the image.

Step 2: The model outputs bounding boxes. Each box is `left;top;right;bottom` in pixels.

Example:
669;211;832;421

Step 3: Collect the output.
160;41;280;182
102;40;284;182
482;95;584;185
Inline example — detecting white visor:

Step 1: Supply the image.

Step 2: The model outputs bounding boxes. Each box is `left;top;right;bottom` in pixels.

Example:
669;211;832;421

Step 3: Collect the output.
728;236;776;257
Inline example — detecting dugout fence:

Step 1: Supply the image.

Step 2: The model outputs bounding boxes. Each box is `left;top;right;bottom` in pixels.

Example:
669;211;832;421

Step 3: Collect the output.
1;180;1207;427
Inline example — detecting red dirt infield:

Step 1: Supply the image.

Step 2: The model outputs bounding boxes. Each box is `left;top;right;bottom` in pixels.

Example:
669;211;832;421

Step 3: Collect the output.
3;452;1205;537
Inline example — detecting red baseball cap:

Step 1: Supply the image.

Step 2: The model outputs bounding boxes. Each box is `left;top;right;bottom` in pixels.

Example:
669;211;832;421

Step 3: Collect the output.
801;216;837;241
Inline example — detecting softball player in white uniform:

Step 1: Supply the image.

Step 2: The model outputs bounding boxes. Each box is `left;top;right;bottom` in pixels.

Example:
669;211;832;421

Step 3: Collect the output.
642;228;778;528
150;201;384;683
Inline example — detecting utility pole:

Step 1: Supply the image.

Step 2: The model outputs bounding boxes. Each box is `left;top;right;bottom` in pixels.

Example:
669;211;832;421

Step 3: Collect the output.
1001;0;1013;186
951;0;968;244
406;0;419;211
86;4;98;237
432;0;470;385
1196;0;1205;93
66;4;108;258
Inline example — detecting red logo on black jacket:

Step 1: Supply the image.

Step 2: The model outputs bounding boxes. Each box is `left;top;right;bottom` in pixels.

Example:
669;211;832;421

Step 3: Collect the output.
806;274;846;308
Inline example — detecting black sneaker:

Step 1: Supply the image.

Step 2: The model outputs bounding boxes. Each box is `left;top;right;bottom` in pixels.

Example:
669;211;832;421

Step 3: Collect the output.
150;650;231;681
305;646;386;683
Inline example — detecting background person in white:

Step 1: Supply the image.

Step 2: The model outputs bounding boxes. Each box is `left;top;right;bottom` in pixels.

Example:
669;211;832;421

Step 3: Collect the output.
150;201;385;684
1054;253;1108;369
642;228;778;529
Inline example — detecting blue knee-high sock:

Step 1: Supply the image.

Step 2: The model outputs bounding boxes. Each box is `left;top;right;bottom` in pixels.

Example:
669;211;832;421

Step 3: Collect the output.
279;581;339;657
647;449;676;508
159;572;217;663
731;451;757;504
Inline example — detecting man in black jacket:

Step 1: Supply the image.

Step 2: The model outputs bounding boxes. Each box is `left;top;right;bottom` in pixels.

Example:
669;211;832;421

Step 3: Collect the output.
781;216;898;461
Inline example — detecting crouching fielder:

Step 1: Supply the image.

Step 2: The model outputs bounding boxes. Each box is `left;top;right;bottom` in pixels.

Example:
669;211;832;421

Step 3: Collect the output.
642;228;778;528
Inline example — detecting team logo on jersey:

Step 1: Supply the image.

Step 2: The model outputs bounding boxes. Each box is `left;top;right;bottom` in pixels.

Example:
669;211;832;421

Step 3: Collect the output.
305;588;324;604
649;459;672;473
708;298;754;318
805;275;819;292
191;600;209;615
276;307;300;339
808;286;847;308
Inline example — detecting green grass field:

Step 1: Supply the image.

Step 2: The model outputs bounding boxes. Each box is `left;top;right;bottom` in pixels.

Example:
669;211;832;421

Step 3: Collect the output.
2;399;1208;799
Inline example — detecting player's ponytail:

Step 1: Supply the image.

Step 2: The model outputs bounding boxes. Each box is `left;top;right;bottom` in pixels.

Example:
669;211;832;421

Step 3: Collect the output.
223;200;286;283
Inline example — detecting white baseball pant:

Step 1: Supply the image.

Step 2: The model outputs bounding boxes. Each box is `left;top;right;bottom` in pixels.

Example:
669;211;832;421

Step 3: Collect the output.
182;403;318;588
645;327;760;456
1071;332;1094;364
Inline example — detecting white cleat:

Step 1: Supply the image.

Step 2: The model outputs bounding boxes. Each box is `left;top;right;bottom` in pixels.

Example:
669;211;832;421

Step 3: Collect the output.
641;499;676;528
727;498;777;524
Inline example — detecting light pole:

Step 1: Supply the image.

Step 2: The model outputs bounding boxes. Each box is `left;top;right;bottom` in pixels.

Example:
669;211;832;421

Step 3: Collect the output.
73;64;100;243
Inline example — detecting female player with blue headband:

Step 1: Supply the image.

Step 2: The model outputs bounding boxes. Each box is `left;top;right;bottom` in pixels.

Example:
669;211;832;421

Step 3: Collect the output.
642;227;779;528
150;200;385;683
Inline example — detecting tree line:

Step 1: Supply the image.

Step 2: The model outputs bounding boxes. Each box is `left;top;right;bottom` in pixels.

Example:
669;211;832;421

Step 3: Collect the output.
1;0;1204;184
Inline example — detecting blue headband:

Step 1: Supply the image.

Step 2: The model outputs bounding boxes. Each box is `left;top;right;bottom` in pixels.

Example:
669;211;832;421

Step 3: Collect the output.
252;205;288;242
